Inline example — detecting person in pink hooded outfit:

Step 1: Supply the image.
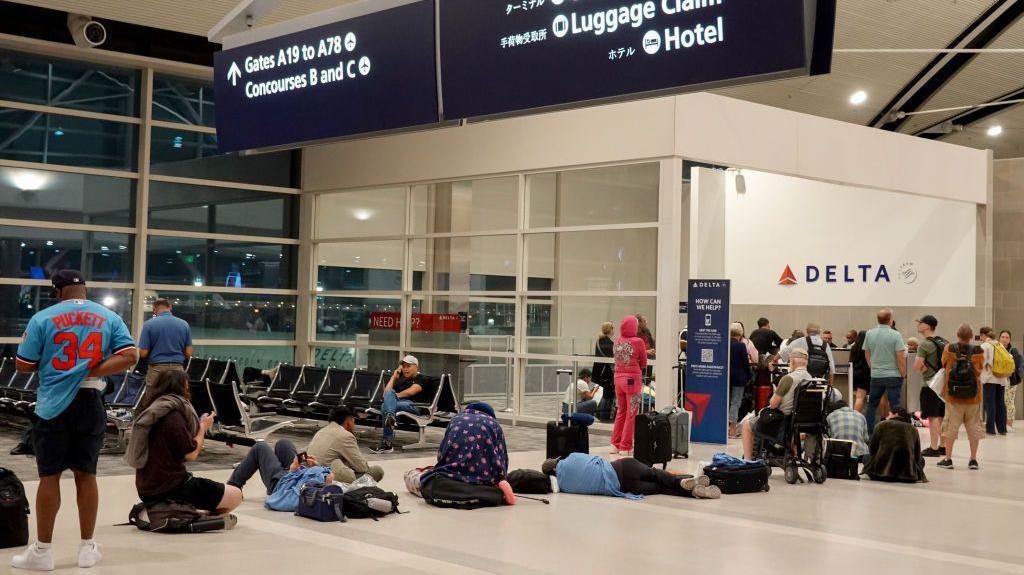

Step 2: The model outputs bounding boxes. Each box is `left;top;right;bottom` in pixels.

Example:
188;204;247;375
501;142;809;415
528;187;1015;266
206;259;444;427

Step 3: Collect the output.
611;315;648;455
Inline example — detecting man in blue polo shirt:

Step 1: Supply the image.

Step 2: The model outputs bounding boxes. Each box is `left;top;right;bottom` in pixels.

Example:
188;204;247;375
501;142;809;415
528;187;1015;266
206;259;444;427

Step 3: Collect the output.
138;298;193;386
12;270;137;571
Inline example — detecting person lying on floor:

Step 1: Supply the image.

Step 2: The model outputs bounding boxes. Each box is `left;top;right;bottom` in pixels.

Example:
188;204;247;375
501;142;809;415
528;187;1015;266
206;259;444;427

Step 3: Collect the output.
306;406;384;484
541;453;721;500
862;407;927;483
418;402;517;508
227;439;334;503
127;369;242;518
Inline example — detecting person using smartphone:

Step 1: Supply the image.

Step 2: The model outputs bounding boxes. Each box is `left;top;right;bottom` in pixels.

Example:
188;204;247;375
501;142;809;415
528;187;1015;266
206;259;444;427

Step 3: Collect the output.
372;355;429;454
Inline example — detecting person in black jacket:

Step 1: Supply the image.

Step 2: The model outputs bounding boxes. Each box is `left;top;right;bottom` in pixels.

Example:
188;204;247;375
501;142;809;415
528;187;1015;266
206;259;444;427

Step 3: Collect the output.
999;330;1021;432
850;330;871;414
749;317;783;355
863;407;927;483
593;322;616;422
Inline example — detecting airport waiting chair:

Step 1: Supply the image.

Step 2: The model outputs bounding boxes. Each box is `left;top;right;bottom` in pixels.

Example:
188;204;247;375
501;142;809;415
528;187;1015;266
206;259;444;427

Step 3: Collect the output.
206;378;293;443
306;369;353;418
395;374;461;451
186;357;211;382
254;364;304;413
278;366;328;417
345;370;385;414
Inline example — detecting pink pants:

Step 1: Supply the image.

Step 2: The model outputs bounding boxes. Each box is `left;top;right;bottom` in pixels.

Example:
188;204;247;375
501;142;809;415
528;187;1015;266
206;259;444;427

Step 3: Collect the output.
611;380;641;451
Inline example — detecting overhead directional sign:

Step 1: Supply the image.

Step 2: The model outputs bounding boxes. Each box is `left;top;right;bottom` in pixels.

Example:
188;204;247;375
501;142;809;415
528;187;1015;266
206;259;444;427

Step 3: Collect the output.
213;0;439;153
439;0;835;119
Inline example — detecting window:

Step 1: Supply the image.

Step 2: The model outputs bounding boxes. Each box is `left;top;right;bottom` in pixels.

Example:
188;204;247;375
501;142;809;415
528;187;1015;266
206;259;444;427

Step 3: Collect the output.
149;127;295;187
315;296;402;342
0;285;132;337
525;228;658;292
146;236;296;289
316;241;404;292
527;163;659;227
0;226;133;282
147;292;296;340
524;296;656;356
314;187;407;239
410;236;517;291
0;166;135;227
149;181;297;238
192;345;293;372
0;51;139;116
0;109;137;170
410;296;515;352
411;177;518;234
152;75;215;127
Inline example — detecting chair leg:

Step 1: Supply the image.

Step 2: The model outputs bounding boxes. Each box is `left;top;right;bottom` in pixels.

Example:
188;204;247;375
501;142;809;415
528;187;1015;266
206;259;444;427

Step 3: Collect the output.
400;426;438;451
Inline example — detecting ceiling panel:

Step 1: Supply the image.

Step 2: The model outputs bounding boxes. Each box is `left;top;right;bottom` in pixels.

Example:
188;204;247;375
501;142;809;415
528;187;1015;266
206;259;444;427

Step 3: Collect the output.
942;103;1024;158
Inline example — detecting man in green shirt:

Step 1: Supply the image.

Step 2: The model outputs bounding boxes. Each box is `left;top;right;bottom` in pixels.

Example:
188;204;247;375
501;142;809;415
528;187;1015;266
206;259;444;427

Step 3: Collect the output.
913;315;947;457
863;308;907;433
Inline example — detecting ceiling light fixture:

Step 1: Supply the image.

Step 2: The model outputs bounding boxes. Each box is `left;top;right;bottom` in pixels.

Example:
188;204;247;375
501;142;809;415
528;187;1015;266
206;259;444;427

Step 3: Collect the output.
11;171;47;192
849;90;868;105
987;125;1003;137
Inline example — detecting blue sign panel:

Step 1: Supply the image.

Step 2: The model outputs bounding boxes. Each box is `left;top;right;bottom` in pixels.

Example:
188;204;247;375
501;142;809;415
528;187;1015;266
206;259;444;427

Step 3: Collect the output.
440;0;835;119
213;0;439;153
685;279;730;444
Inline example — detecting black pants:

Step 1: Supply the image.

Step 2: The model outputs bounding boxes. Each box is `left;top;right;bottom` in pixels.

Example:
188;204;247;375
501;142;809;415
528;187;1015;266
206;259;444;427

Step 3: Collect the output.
611;458;693;498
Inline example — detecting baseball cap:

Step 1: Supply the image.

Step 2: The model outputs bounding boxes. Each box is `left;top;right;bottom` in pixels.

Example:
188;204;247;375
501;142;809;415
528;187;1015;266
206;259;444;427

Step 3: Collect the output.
400;355;419;366
789;348;809;359
51;269;85;296
916;315;938;330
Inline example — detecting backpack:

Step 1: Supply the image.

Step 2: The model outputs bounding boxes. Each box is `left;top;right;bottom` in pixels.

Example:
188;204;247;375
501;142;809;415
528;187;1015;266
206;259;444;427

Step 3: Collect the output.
295;482;346;522
805;337;831;378
0;468;29;549
265;466;331;512
506;469;553;495
1010;347;1024;386
341;487;401;520
947;344;979;400
127;501;201;533
924;336;950;373
991;342;1015;378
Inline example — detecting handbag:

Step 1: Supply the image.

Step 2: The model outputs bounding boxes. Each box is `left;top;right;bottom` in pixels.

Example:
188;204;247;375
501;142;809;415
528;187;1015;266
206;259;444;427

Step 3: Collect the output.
755;407;787;442
295;481;346;522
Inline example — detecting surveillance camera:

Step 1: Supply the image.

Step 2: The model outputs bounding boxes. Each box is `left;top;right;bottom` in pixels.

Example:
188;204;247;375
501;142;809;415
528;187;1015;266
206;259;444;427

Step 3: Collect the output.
67;14;106;48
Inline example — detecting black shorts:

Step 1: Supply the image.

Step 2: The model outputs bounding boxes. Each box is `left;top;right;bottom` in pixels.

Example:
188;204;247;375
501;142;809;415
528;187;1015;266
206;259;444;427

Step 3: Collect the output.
33;389;106;477
920;386;946;419
853;373;871;392
142;476;226;512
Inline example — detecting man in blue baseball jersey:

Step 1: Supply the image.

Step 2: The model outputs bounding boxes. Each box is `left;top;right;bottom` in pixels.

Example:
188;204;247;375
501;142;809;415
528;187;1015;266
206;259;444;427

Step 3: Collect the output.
12;270;137;571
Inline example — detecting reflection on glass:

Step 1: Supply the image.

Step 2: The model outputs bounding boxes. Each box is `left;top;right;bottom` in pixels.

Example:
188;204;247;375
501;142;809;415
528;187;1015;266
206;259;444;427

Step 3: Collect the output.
0;225;133;282
522;358;582;419
152;75;215;127
192;345;293;372
148;181;297;238
146;236;296;289
315;187;406;239
315;297;402;342
524;296;656;356
0;51;139;116
409;352;512;413
528;163;659;227
0;166;135;226
525;228;658;291
0;285;132;337
146;292;296;340
0;109;137;170
317;241;403;291
409;297;515;353
149;127;295;187
409;236;518;291
411;177;518;234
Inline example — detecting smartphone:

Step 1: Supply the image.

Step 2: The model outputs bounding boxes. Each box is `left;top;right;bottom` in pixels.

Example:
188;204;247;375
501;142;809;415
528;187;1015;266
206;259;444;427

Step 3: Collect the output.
298;452;308;466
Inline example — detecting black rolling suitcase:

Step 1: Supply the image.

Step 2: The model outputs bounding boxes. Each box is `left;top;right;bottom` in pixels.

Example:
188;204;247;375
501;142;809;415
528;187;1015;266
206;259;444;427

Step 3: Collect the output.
824;439;860;480
702;462;771;494
634;408;673;469
546;369;589;459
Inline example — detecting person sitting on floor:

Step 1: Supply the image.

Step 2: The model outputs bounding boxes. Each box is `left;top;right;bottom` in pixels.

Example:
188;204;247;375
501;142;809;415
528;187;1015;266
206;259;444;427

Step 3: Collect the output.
862;407;927;483
825;400;870;462
227;439;333;498
126;369;242;519
373;355;432;454
562;368;600;415
542;453;721;500
419;402;516;509
307;406;384;484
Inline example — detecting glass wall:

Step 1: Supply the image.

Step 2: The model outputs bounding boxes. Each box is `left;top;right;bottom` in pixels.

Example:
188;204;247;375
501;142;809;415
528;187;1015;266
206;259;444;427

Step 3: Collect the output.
312;163;661;419
0;52;299;365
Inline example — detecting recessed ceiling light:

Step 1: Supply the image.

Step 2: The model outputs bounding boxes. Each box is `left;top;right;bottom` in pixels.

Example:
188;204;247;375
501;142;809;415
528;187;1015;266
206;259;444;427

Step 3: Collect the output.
849;90;868;105
987;125;1003;137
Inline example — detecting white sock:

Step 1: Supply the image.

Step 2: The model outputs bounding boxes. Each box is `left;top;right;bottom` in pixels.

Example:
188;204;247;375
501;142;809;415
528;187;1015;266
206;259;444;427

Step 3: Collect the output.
35;542;51;551
81;539;95;547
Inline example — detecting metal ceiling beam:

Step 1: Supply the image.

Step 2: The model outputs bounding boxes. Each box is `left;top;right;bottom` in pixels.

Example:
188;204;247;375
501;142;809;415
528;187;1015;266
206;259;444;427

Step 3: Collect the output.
868;0;1024;131
915;85;1024;139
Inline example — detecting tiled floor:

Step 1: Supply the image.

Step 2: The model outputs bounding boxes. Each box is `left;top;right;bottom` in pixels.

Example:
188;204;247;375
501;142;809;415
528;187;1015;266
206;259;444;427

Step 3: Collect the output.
3;427;1024;575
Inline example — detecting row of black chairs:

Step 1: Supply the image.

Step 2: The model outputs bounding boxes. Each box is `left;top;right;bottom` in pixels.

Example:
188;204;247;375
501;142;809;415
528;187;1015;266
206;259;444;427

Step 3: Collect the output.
0;357;39;417
241;363;460;450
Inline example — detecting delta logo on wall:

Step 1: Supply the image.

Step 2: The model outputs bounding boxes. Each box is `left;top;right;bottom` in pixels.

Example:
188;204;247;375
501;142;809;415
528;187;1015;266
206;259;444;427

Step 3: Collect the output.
778;263;918;286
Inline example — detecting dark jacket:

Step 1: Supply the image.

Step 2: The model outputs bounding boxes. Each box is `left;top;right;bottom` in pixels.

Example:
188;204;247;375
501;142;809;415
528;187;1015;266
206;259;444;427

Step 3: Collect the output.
593;336;615;388
729;339;751;388
863;418;927;483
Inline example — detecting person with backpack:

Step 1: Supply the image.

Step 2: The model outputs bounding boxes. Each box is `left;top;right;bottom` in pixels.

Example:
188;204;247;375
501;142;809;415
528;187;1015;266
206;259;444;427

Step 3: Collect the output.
913;315;948;457
863;309;907;434
999;330;1021;432
979;327;1010;435
778;323;835;385
936;324;985;470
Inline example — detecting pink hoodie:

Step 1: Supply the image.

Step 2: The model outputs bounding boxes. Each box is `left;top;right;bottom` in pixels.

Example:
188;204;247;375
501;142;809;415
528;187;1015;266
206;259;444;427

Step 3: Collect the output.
613;316;648;384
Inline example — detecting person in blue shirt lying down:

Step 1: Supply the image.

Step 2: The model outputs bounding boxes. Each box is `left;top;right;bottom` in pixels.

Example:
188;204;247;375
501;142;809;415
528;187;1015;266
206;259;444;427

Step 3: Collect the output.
541;453;720;500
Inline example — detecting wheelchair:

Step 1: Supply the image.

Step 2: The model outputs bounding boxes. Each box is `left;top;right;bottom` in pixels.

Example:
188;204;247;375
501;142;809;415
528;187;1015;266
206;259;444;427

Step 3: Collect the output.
751;379;832;485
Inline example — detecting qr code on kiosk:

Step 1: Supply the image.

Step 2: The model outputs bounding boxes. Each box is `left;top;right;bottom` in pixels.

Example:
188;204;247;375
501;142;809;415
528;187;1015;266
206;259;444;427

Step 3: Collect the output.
701;349;714;363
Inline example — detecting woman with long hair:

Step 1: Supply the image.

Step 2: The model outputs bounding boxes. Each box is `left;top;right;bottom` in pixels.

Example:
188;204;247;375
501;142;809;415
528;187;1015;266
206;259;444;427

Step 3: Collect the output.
126;369;242;517
999;330;1020;432
850;330;871;414
593;321;616;421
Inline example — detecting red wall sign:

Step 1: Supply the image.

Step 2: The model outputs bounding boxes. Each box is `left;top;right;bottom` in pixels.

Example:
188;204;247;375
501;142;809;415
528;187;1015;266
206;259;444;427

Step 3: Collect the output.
369;312;461;332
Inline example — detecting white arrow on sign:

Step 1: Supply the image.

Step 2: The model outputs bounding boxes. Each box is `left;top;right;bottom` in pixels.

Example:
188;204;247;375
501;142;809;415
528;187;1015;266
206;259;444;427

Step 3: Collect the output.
227;61;242;86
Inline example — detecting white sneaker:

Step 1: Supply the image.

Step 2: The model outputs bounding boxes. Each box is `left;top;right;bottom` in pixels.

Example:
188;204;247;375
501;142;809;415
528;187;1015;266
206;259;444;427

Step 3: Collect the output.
78;541;102;568
11;543;55;572
609;447;620;455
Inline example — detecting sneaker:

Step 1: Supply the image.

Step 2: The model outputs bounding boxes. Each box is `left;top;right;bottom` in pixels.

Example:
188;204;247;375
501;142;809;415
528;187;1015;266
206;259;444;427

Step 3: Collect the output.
968;459;979;470
371;442;394;454
11;543;54;572
696;475;712;488
620;450;633;457
222;514;238;530
939;446;947;455
936;458;954;469
78;541;102;569
609;446;620;455
693;484;722;500
921;447;943;458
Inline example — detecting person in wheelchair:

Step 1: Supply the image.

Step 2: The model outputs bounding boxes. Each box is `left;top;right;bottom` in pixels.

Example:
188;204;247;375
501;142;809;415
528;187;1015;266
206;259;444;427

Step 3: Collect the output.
741;348;813;460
